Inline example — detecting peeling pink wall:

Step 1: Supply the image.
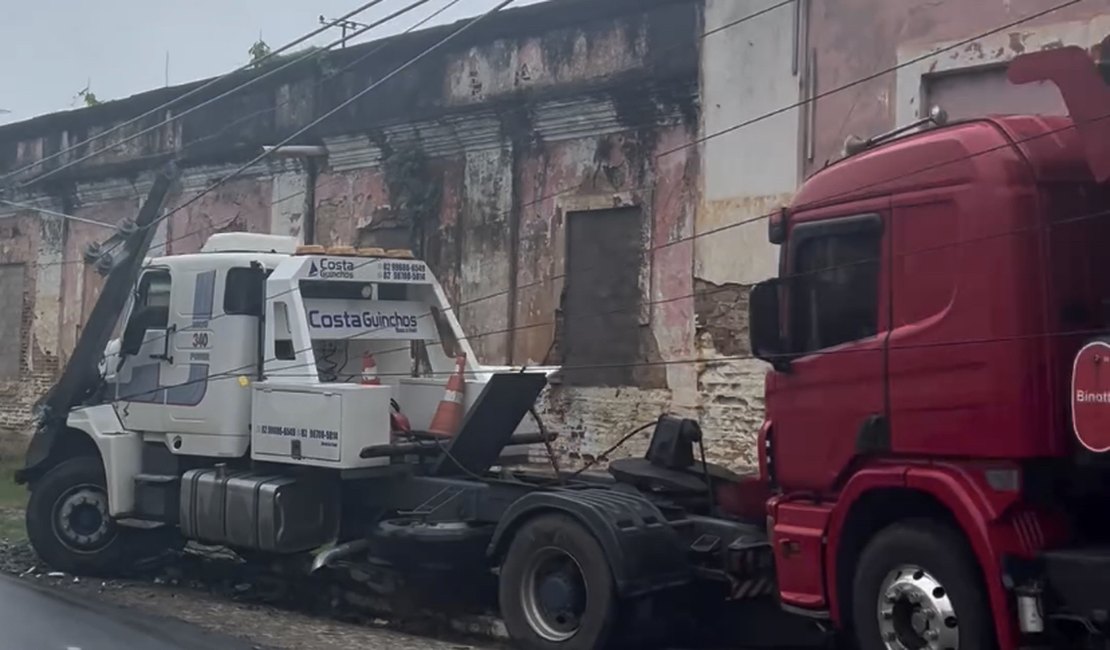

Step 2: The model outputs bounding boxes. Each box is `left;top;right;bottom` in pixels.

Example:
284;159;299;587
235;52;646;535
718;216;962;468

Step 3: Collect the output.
807;0;1110;176
165;178;273;255
0;0;704;449
314;169;389;248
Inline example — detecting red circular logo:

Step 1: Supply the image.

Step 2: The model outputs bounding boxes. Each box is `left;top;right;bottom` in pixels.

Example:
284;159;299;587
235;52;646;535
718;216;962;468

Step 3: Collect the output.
1072;340;1110;452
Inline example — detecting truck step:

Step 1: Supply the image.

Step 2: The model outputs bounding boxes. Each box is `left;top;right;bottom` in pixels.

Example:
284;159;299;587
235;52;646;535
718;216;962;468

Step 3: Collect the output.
134;473;179;485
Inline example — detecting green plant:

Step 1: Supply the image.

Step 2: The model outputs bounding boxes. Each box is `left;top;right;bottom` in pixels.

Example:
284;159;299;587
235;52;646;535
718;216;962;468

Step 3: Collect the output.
249;37;272;67
77;83;101;107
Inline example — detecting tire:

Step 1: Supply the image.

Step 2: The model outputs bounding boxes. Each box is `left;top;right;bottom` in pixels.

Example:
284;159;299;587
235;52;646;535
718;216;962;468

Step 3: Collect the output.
26;455;133;576
851;519;996;650
499;514;619;650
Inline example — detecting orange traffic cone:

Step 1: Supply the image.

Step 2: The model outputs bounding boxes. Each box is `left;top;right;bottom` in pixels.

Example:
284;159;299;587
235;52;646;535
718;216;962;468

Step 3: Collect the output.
427;355;467;438
361;351;380;385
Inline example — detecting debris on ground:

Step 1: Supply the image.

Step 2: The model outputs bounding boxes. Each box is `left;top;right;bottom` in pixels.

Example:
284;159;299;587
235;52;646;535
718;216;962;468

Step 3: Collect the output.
0;538;500;650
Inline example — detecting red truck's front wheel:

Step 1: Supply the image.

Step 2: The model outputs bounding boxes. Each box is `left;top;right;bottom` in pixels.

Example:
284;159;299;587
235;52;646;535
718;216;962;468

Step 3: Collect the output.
851;520;996;650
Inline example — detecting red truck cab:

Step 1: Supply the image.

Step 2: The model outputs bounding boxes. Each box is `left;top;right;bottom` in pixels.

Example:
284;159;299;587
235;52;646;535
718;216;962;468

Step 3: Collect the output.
745;46;1110;650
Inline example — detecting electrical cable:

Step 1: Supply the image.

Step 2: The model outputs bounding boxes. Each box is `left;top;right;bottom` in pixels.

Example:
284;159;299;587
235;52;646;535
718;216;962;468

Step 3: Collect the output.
666;0;1085;158
222;0;1090;264
19;0;440;194
179;0;469;165
115;323;1110;406
130;0;517;255
118;0;1090;320
131;0;808;259
15;0;1070;278
0;0;458;271
529;405;562;482
98;1;1106;477
0;199;115;228
565;422;657;480
0;0;397;187
129;100;1110;367
13;0;511;279
39;0;1105;412
115;128;1110;407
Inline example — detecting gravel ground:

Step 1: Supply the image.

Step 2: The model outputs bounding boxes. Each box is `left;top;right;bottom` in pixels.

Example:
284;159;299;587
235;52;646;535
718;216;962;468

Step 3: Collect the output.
0;538;502;650
0;518;827;650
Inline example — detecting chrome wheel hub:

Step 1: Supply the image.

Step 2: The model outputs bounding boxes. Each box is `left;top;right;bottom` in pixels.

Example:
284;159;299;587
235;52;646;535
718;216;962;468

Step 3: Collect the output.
877;565;959;650
54;485;113;552
520;547;587;642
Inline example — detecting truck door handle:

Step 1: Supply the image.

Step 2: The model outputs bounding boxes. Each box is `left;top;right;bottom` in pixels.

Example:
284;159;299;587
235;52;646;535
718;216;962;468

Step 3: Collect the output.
149;324;176;364
779;538;801;557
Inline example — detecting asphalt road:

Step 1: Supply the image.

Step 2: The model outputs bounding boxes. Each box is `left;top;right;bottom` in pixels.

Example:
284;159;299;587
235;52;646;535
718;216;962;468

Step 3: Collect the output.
0;573;256;650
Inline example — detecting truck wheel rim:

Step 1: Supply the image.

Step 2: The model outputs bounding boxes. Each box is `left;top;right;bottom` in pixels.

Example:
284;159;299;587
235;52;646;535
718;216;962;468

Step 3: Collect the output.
52;484;115;553
521;546;587;642
877;564;959;650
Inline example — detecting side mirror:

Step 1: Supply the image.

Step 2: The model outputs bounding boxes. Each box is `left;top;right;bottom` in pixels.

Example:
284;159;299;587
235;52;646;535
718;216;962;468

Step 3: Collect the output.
120;319;147;357
749;279;791;371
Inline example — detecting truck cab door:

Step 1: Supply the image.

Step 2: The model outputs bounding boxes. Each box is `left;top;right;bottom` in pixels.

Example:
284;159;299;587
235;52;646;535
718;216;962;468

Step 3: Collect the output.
113;268;174;432
158;267;260;457
766;209;890;493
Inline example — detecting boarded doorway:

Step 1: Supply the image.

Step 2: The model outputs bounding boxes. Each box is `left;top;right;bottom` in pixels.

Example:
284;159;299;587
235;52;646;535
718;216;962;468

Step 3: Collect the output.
0;264;24;379
563;207;656;387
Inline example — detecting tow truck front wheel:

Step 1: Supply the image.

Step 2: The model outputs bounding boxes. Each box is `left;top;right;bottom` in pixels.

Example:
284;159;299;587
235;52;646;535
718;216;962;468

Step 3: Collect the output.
499;514;618;650
26;456;131;576
852;520;995;650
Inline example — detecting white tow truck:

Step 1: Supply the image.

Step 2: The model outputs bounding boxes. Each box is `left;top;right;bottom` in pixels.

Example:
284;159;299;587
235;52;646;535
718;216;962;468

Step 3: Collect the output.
16;169;789;650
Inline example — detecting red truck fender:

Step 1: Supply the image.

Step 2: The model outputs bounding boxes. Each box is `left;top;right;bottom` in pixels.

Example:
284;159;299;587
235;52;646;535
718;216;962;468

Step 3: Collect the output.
823;461;1064;650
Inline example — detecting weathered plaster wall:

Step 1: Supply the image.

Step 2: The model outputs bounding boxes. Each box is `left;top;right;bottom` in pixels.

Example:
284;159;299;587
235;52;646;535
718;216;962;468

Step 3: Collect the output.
0;0;710;468
0;206;59;435
694;0;801;466
806;0;1110;177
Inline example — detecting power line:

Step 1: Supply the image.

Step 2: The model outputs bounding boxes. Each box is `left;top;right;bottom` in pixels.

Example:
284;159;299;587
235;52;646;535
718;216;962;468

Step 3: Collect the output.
145;0;469;256
114;321;1110;404
665;0;1085;157
116;94;1110;403
129;0;517;261
0;199;115;228
138;0;798;256
0;0;393;187
0;0;472;273
122;151;1110;402
7;0;1084;279
11;0;439;192
173;0;1086;307
17;0;1099;388
132;101;1110;369
9;0;797;268
20;0;516;279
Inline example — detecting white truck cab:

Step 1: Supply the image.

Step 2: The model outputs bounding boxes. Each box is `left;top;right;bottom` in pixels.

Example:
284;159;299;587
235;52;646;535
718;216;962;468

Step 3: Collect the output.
67;233;547;517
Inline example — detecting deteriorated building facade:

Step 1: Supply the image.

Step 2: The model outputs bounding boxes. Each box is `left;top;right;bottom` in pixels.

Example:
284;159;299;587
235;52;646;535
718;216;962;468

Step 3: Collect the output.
2;0;1110;468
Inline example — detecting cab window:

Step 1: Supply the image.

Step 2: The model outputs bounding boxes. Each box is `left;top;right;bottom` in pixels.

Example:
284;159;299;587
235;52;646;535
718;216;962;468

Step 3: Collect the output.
224;267;268;316
788;216;882;354
134;270;171;329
